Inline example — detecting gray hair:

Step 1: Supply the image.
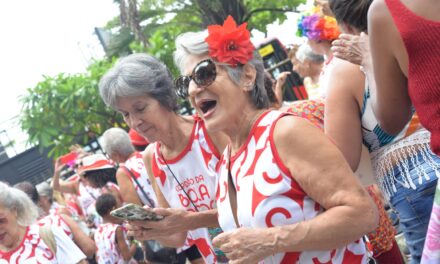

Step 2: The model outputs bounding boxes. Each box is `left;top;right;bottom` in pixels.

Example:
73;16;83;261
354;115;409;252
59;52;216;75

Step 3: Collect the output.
99;53;178;112
174;31;270;109
296;44;325;63
101;127;135;158
0;181;38;226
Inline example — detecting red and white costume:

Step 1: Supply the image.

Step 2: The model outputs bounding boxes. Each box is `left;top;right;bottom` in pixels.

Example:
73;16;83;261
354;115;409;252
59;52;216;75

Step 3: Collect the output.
0;224;85;264
38;213;73;239
122;152;157;207
94;223;136;264
216;110;369;264
151;116;218;263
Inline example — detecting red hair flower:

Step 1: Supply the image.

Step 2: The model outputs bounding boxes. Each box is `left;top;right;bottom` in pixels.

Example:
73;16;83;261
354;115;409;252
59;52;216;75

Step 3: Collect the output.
205;15;255;66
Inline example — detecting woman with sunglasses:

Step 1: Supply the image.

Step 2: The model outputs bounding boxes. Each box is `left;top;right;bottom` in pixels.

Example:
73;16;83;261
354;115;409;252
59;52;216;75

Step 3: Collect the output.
173;16;378;263
99;53;228;263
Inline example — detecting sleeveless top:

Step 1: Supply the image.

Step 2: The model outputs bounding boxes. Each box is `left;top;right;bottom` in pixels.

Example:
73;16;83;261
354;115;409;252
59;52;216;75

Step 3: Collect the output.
38;213;73;239
361;85;440;199
122;151;157;207
94;223;136;264
385;0;440;155
216;110;368;264
0;224;85;264
151;116;219;263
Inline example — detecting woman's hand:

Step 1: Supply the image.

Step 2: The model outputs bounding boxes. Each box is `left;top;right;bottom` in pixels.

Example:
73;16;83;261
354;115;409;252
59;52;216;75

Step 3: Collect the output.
212;227;275;264
127;208;189;240
332;33;370;67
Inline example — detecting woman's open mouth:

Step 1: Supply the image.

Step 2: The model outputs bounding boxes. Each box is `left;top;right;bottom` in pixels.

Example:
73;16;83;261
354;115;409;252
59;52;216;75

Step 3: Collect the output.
199;100;217;117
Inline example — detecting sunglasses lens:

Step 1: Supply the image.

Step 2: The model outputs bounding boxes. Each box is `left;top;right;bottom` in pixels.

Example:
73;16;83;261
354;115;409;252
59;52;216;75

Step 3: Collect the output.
175;76;190;99
193;60;216;87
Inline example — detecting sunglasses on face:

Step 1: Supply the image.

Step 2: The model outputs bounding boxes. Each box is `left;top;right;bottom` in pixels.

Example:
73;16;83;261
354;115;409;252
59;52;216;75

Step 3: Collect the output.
174;59;218;99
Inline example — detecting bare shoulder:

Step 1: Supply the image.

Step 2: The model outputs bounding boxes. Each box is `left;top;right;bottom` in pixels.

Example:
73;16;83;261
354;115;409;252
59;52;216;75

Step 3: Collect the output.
369;0;391;23
142;144;155;164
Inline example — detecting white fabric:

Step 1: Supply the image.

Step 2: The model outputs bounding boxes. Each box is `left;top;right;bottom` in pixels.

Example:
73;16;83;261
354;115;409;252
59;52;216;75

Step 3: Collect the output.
94;223;136;264
151;117;218;263
123;152;157;207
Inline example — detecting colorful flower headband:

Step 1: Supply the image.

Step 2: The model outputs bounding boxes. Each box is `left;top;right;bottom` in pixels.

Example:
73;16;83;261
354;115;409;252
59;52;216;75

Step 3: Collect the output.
297;6;340;41
205;15;255;67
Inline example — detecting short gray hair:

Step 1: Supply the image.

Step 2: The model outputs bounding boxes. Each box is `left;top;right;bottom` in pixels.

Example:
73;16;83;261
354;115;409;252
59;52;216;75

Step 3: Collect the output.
0;181;38;226
99;53;178;112
174;31;269;109
101;127;135;158
296;44;325;63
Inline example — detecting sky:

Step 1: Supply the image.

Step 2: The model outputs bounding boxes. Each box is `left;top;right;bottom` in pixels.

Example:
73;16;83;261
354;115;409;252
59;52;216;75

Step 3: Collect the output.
0;1;304;156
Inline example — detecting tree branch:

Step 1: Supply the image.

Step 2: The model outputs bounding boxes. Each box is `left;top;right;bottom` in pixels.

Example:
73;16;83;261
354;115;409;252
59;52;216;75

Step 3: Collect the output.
243;7;298;23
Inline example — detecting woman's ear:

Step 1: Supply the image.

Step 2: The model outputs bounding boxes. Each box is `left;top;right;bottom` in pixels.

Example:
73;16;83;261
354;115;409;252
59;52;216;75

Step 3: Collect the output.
240;63;257;92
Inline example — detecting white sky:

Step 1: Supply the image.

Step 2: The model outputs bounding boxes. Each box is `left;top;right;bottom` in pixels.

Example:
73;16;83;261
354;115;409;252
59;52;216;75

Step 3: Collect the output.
0;1;304;156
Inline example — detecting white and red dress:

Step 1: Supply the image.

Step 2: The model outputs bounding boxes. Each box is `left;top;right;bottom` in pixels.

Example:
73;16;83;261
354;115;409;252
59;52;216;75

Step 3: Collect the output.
122;151;157;207
151;116;219;263
216;110;369;264
0;224;85;264
94;223;136;264
37;213;73;239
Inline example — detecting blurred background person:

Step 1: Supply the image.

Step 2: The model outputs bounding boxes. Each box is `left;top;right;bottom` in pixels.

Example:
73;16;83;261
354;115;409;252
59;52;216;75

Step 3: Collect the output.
291;43;325;99
94;193;138;264
14;181;96;259
129;128;149;152
0;182;87;263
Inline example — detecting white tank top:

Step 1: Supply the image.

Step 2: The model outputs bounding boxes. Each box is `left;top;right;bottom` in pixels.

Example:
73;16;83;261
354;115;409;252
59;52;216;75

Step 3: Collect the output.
151;116;219;263
216;110;368;264
38;214;73;239
122;151;158;207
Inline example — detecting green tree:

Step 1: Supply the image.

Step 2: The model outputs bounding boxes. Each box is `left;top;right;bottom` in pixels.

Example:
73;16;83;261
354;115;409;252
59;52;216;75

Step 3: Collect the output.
19;59;125;158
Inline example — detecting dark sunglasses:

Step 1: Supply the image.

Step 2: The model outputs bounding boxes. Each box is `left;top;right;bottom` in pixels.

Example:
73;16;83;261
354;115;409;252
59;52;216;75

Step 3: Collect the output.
174;59;217;99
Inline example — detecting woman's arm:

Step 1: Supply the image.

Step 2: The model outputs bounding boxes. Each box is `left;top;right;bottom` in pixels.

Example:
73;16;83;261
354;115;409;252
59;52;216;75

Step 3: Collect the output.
115;226;137;261
51;158;79;195
60;214;97;258
324;59;365;171
273;117;378;250
115;168;143;206
367;0;412;135
213;117;378;263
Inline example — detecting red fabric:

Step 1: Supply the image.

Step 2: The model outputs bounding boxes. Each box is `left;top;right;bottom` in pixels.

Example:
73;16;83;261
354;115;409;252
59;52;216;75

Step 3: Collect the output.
129;128;149;146
385;0;440;155
375;239;405;264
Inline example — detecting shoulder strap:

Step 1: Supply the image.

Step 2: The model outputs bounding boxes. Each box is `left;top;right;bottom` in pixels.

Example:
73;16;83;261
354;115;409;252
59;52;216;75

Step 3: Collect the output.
39;224;57;255
122;166;155;208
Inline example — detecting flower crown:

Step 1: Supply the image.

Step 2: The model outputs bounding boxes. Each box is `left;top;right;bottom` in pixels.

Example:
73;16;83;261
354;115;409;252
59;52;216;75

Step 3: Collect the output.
297;6;340;41
205;15;255;66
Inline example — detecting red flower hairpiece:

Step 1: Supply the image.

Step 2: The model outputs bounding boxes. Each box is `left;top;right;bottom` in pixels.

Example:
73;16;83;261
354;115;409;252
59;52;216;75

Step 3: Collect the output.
205;15;255;66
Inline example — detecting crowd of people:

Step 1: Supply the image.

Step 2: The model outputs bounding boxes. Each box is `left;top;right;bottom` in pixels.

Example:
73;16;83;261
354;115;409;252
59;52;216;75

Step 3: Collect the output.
1;0;439;263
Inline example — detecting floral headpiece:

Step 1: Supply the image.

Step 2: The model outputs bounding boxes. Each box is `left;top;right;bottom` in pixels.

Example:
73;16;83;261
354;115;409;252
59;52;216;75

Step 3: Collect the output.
297;6;340;41
205;15;255;67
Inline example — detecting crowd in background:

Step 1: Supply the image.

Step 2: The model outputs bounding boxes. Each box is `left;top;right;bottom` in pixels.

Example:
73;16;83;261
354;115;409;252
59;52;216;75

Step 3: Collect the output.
1;0;439;263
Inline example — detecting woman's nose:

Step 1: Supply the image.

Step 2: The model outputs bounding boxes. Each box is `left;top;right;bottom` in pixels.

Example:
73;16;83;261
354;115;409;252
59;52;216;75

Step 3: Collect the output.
188;80;205;97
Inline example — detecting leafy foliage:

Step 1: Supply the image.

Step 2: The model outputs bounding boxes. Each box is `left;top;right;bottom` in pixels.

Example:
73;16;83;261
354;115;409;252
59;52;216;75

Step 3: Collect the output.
19;59;125;158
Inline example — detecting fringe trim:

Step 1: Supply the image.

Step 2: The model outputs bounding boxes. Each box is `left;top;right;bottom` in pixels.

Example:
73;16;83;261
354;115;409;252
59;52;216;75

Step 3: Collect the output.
371;129;440;200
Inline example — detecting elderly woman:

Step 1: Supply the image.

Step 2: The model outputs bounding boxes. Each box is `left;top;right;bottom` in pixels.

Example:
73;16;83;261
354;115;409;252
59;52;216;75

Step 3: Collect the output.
328;1;440;263
172;15;377;263
101;127;157;207
99;53;228;263
291;43;324;99
0;182;87;263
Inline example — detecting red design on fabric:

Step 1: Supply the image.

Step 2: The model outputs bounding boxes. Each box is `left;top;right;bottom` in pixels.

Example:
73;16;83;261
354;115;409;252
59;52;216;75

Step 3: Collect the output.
262;171;283;184
341;247;365;264
281;252;300;264
151;153;167;185
219;181;228;203
189;238;213;258
265;207;292;227
200;144;213;168
282;188;305;210
251;181;268;216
